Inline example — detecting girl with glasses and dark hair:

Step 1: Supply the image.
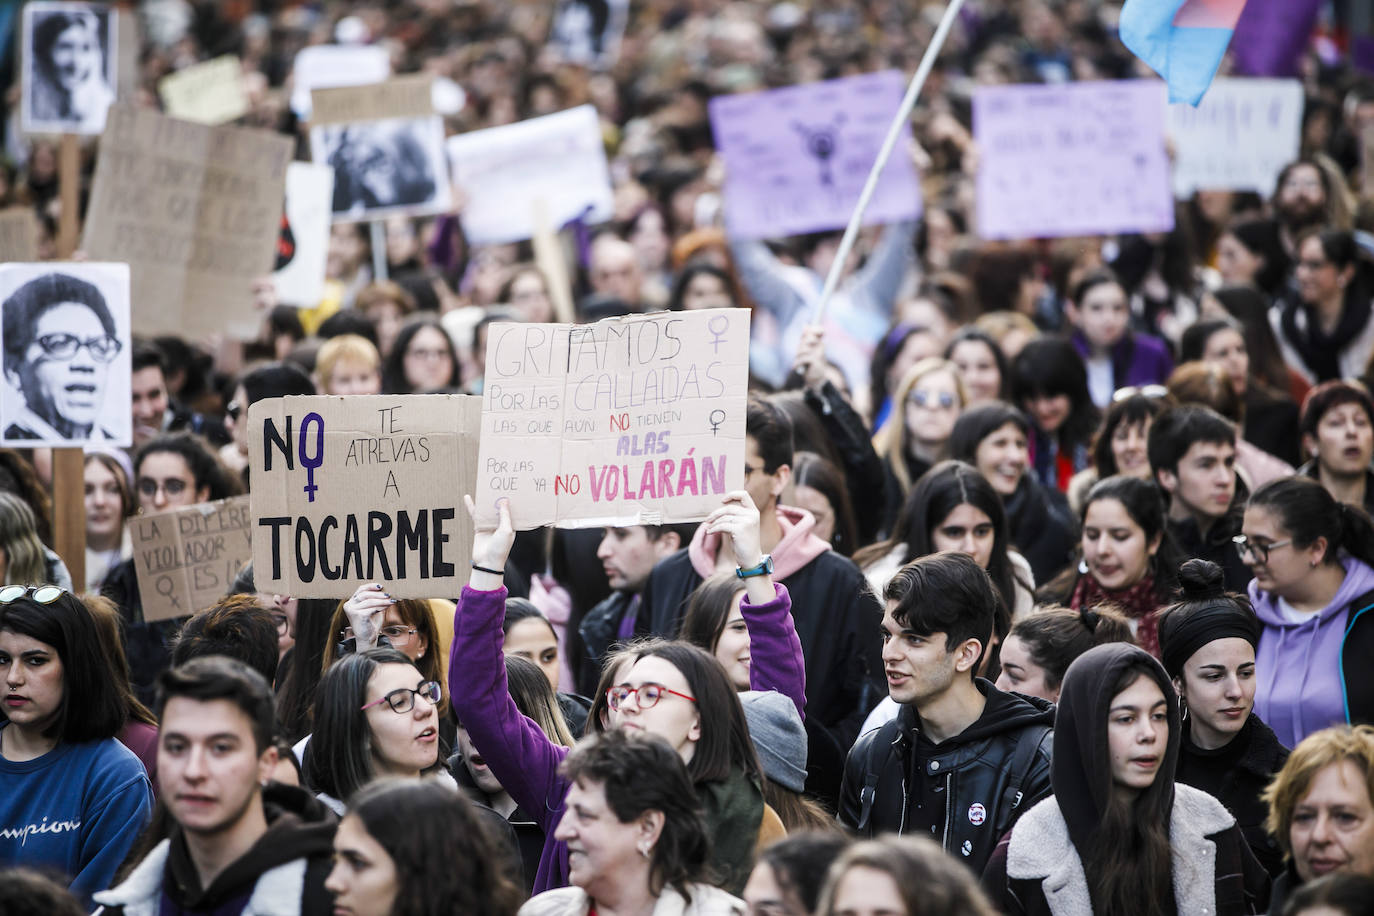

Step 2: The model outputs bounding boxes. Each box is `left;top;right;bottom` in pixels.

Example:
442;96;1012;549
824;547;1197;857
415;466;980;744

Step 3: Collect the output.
325;777;525;916
1240;476;1374;749
304;647;452;814
453;493;802;895
982;644;1270;915
0;587;153;906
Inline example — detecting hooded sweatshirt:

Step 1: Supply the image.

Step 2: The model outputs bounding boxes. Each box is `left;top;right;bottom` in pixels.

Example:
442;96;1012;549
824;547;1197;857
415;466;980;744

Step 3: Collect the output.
1249;555;1374;749
93;783;337;916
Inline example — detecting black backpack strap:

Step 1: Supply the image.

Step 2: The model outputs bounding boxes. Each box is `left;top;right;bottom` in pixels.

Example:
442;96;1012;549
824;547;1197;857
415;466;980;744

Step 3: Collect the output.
856;718;901;834
995;724;1052;833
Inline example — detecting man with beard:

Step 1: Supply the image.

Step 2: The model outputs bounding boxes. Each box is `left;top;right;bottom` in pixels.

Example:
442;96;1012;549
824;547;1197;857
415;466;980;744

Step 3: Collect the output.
1271;159;1343;258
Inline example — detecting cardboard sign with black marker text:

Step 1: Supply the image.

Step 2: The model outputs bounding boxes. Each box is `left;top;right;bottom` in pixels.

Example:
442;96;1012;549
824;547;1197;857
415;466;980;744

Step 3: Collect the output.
131;496;253;623
248;394;481;597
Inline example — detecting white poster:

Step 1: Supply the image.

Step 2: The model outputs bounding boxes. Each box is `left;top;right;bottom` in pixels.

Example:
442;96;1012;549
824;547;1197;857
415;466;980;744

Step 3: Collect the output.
1168;77;1304;197
289;44;390;120
0;263;132;447
447;105;613;246
21;1;117;136
273;162;335;307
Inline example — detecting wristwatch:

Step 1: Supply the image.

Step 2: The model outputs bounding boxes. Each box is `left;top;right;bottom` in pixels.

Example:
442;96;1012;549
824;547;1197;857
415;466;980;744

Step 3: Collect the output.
736;555;774;579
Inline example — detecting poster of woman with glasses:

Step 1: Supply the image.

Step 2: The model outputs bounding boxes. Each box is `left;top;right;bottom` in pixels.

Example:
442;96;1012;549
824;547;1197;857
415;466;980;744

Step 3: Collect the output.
0;263;131;446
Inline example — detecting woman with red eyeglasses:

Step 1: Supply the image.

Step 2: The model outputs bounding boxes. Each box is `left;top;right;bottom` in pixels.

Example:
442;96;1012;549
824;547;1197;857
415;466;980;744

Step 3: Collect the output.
451;493;804;897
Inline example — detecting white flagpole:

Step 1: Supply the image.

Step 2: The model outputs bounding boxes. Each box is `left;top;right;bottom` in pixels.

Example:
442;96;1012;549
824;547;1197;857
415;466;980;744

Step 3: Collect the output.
814;0;968;321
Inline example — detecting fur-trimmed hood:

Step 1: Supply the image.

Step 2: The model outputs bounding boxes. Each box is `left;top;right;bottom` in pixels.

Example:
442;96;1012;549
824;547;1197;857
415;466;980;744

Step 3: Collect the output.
1005;784;1238;916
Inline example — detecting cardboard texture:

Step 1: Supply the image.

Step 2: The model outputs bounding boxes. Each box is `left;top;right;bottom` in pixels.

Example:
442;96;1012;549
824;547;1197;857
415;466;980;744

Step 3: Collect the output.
131;496;253;622
1169;78;1303;196
310;75;434;125
710;71;923;240
974;80;1174;240
0;208;40;263
248;394;481;597
447;105;614;246
81;105;292;339
473;308;749;530
159;55;249;125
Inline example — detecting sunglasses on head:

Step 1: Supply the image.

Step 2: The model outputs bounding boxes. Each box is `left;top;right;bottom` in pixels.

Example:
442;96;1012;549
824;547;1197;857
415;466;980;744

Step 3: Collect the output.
0;585;66;605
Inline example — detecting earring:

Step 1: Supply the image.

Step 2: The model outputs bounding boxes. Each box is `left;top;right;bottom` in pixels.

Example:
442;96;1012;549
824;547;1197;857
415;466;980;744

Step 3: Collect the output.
638;843;651;859
1077;558;1089;575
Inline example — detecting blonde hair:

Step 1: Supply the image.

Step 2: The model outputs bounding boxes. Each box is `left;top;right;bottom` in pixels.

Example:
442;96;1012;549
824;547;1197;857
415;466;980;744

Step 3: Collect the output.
872;356;967;495
315;334;381;390
0;492;48;585
1264;725;1374;861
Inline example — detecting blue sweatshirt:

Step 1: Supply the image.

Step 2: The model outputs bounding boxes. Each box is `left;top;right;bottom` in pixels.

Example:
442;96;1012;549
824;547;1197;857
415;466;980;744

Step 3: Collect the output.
0;726;154;905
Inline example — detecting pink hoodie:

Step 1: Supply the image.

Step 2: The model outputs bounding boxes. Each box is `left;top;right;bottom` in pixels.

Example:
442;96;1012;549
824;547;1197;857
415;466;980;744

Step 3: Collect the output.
687;505;832;580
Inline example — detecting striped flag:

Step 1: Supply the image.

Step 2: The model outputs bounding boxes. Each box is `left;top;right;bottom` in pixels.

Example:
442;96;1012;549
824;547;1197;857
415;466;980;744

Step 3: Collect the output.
1120;0;1248;105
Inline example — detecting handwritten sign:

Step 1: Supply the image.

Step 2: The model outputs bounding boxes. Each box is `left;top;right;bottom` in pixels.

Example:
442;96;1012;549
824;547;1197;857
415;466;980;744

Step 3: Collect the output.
473;309;749;530
273;162;335;307
447;105;614;246
248;394;481;598
974;80;1174;240
159;55;248;125
1169;78;1302;197
710;71;922;240
82;105;292;339
0;208;40;263
131;496;253;623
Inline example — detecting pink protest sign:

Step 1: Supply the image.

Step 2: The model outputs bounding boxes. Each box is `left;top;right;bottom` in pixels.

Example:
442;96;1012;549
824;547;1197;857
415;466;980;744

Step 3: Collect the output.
710;71;921;240
973;80;1174;240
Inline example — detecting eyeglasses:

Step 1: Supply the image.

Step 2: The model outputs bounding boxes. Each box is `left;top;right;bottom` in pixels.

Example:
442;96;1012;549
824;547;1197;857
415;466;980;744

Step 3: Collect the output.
1112;385;1169;402
34;333;121;363
909;390;956;409
1232;535;1293;564
339;625;418;646
271;612;290;635
360;680;442;714
137;477;189;499
606;683;697;711
406;348;450;361
0;585;66;605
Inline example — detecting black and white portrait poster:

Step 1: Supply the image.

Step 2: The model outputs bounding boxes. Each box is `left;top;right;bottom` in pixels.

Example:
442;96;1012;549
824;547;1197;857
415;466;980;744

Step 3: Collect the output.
311;116;451;222
550;0;629;69
0;263;132;447
21;1;117;136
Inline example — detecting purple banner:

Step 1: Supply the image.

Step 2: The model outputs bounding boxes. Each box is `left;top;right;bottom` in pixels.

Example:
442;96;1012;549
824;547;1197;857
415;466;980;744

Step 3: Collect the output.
710;71;922;240
1230;0;1322;77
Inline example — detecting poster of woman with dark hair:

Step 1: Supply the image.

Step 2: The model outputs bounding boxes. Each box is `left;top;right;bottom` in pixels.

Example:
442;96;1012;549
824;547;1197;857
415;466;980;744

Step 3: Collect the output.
22;1;117;135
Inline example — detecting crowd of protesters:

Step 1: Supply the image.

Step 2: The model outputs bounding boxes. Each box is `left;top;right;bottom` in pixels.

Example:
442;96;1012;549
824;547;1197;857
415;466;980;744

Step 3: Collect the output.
7;1;1374;915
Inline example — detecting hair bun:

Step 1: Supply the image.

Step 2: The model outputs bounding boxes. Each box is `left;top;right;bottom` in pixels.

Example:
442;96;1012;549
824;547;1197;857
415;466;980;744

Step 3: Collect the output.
1177;559;1225;601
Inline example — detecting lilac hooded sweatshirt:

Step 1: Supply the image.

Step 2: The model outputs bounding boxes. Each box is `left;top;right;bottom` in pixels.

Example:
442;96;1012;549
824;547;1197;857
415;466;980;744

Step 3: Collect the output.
449;582;806;894
1250;556;1374;749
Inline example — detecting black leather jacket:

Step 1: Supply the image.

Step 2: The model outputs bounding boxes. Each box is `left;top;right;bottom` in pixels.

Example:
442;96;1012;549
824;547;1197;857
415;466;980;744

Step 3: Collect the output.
839;680;1055;875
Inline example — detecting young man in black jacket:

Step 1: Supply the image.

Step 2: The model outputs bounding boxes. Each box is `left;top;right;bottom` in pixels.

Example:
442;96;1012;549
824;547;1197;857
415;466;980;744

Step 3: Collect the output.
93;657;336;916
839;552;1053;875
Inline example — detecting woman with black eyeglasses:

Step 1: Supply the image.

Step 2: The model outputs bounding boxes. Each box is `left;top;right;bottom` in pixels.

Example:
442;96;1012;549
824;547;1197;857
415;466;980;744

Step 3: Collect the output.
304;647;452;814
1;271;123;443
0;585;154;906
1239;476;1374;749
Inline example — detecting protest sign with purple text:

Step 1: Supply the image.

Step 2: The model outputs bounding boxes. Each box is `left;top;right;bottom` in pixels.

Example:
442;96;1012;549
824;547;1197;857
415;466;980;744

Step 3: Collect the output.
974;80;1173;240
710;71;922;240
473;309;749;530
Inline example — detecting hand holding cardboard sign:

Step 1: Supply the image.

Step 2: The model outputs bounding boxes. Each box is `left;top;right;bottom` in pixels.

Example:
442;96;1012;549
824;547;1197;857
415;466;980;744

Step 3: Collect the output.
465;495;514;590
343;582;394;650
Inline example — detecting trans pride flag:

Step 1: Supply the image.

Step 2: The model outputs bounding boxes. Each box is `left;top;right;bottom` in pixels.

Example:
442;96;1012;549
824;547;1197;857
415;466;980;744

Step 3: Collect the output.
1120;0;1247;105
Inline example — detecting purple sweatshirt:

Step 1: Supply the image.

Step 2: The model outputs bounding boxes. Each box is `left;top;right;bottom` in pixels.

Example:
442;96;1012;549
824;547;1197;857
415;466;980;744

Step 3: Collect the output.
449;582;805;894
1250;556;1374;749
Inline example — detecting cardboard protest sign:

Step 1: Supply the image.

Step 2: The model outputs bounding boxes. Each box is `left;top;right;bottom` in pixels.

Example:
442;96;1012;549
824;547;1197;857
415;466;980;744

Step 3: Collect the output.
0;262;132;447
273;163;335;307
473;308;749;531
710;71;922;241
0;208;40;263
81;105;292;339
131;496;253;622
21;1;117;136
159;55;248;125
1168;78;1302;197
974;80;1174;240
310;76;452;223
550;0;629;69
447;105;614;246
248;394;481;598
290;44;391;120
